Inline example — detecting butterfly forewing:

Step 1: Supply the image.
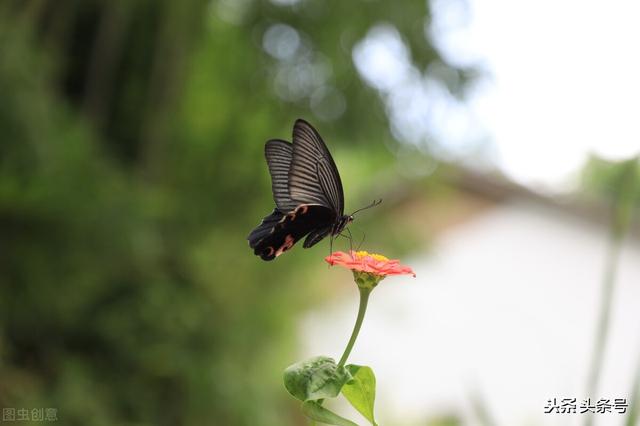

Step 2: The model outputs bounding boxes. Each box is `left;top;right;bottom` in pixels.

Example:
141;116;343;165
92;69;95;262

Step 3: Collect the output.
317;158;343;214
289;119;344;215
264;139;297;212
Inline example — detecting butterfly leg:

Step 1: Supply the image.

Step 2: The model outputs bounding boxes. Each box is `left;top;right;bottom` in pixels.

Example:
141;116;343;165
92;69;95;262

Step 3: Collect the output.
345;227;353;252
337;229;354;253
328;234;335;267
356;229;366;251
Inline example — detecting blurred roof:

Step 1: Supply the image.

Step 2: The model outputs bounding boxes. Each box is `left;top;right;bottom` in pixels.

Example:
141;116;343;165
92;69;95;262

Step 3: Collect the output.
389;166;640;241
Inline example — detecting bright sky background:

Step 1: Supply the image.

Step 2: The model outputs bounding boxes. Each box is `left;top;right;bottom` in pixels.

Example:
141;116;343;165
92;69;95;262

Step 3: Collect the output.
354;0;640;189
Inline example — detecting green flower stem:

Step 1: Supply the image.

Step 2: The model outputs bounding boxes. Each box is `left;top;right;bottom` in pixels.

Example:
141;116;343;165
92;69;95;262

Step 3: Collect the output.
338;286;371;368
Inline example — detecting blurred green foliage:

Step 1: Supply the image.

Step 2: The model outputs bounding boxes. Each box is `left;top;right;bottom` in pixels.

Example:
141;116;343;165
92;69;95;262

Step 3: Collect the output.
581;155;639;237
0;1;457;424
582;156;640;202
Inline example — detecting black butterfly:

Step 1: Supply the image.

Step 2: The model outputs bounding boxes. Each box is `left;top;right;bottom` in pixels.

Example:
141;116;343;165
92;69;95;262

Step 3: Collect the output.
247;119;379;261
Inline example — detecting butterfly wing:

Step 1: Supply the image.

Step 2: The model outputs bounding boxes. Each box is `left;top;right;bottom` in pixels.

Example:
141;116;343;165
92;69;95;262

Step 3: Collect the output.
248;205;334;261
288;119;345;216
303;226;332;248
248;119;346;260
264;139;298;212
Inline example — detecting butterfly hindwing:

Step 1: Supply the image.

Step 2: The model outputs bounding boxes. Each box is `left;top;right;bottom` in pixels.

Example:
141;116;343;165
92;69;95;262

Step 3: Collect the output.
303;226;332;249
248;205;335;261
247;209;283;247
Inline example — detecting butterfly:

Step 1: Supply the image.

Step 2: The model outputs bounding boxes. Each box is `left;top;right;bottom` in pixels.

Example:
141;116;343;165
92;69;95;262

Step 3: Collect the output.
247;119;380;261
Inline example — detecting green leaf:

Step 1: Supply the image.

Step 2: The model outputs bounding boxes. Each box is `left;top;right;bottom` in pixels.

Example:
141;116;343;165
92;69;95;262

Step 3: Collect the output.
302;401;360;426
283;356;352;402
341;365;377;425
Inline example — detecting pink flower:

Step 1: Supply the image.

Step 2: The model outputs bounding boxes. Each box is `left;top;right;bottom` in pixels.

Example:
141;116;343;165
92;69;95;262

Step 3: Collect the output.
325;251;416;278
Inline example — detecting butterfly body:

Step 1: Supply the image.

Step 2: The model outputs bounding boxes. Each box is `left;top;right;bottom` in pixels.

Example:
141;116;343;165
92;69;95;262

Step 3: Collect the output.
248;119;350;261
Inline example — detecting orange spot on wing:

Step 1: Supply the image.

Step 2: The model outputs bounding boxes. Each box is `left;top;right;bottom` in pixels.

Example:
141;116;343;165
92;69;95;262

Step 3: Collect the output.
285;205;309;222
275;235;295;257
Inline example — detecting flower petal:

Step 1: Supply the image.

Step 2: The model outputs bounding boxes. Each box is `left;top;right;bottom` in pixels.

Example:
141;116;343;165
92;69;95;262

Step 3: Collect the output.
325;250;415;278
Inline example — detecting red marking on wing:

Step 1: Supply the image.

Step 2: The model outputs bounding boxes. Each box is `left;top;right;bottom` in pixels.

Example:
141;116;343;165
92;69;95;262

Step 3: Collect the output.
275;235;295;257
287;204;310;221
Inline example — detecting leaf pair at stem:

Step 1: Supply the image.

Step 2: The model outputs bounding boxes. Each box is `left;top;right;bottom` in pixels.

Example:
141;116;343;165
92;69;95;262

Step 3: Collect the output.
284;356;377;426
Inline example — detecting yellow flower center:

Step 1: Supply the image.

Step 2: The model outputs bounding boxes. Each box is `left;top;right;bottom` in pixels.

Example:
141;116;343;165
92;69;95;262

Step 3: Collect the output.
355;250;388;262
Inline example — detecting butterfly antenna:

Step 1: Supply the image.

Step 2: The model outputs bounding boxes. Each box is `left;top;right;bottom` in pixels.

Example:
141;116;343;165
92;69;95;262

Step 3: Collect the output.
350;199;382;216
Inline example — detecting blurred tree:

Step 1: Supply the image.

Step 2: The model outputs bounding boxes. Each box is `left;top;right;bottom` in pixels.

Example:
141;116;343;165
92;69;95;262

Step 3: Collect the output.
0;0;460;424
582;156;639;205
581;155;639;239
